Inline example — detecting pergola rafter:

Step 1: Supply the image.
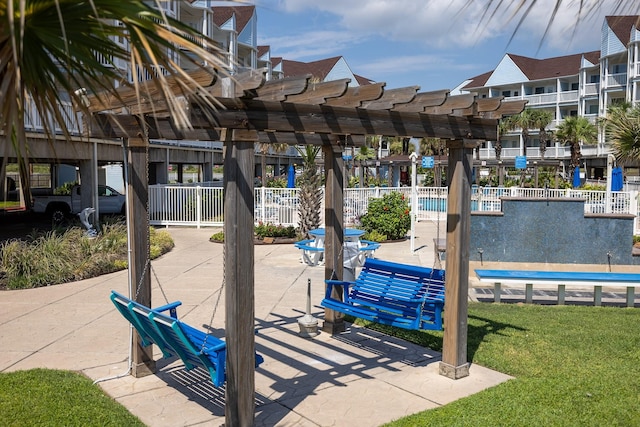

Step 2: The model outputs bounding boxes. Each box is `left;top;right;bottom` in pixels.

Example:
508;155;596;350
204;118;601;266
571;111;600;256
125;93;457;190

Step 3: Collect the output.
85;67;524;426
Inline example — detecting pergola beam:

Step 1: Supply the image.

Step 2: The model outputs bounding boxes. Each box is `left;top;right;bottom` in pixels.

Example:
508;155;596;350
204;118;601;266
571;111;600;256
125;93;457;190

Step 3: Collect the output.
190;99;498;141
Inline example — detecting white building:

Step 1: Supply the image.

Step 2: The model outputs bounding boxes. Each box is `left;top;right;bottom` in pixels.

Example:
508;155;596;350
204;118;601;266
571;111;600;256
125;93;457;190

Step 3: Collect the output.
453;15;640;179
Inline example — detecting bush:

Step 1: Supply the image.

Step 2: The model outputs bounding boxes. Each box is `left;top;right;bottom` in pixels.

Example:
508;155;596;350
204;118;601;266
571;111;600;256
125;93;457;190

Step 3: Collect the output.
211;223;298;242
359;192;411;241
254;222;296;239
363;229;387;243
0;221;174;290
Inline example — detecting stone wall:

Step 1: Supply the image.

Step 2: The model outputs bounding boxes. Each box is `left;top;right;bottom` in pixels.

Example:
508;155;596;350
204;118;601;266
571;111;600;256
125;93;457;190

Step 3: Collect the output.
469;197;639;265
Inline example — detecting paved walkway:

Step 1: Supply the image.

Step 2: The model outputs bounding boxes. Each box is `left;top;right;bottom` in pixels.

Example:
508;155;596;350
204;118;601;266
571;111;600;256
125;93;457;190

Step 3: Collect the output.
0;221;511;426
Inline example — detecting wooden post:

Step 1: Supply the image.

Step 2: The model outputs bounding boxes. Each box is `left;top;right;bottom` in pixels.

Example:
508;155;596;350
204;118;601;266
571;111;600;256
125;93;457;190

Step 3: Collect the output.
322;141;346;334
125;137;155;378
224;129;257;427
439;139;474;380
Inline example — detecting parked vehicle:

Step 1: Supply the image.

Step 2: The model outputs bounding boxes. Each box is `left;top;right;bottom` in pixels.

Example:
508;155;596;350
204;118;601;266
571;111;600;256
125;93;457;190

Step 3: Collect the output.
32;184;126;222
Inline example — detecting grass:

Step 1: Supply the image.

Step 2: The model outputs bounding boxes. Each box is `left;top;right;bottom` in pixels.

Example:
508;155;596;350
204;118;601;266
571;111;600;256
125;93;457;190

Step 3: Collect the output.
364;303;640;427
0;303;637;425
0;369;144;426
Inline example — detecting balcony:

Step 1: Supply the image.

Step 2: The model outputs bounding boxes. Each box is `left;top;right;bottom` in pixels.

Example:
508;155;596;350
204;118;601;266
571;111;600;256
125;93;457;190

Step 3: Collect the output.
606;73;627;87
24;97;83;135
517;90;579;106
583;83;599;96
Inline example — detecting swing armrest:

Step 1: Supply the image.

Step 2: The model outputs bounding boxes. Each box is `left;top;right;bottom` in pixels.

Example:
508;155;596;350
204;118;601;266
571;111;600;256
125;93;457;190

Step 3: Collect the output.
153;300;182;319
200;340;227;354
324;280;355;300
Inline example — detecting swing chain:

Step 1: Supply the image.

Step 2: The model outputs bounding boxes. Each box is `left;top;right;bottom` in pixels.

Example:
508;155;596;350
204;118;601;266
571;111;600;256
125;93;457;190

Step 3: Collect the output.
134;258;151;299
200;237;226;353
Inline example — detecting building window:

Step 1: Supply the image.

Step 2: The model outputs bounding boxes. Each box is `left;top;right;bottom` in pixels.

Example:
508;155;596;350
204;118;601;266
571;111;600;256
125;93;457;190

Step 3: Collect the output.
611;64;627;74
501;90;511;97
571;82;579;90
590;75;599;83
535;87;545;94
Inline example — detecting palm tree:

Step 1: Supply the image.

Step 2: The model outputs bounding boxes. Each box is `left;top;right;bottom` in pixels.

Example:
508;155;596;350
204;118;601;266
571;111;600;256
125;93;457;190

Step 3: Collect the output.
504;109;538;157
532;110;554;159
495;119;510;160
555;116;597;168
295;145;322;238
388;137;404;155
1;0;225;208
600;104;640;163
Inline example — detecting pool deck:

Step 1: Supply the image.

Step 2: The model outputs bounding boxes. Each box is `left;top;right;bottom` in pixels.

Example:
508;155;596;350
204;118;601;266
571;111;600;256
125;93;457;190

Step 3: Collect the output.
0;220;635;426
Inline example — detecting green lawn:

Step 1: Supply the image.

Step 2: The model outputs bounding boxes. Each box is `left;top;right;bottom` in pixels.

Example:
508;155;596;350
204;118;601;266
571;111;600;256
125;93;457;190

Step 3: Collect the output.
372;303;640;427
0;369;144;426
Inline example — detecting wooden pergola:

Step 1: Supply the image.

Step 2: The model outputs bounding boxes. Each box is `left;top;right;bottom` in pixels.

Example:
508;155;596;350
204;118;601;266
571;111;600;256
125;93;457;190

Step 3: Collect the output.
85;68;524;426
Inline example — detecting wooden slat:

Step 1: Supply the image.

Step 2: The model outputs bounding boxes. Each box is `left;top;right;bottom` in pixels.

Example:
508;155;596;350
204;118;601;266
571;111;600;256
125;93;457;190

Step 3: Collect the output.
89;113;143;138
361;86;420;110
481;99;528;119
454;97;503;116
423;93;475;115
251;75;310;101
86;67;217;113
285;79;350;104
208;68;267;98
324;82;385;107
392;89;450;112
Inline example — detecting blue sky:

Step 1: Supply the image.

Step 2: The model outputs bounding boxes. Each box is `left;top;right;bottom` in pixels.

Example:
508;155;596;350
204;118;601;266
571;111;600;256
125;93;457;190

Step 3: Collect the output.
247;0;639;92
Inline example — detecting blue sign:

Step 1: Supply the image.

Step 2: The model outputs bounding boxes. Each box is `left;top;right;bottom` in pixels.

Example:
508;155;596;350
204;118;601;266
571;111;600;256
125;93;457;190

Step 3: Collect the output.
515;156;527;169
421;156;435;168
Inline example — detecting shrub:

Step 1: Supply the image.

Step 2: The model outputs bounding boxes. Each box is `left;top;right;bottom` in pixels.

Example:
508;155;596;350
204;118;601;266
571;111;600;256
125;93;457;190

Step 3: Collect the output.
359;192;411;241
254;222;296;239
363;229;387;243
0;221;173;290
210;231;224;242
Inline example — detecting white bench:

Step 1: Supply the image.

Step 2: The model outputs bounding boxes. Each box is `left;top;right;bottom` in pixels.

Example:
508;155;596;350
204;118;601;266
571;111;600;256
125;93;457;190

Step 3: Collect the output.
475;269;640;307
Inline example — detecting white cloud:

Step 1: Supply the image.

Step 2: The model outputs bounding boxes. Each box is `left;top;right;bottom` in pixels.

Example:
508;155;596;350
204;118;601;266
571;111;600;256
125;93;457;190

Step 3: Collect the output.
273;0;639;52
261;30;368;60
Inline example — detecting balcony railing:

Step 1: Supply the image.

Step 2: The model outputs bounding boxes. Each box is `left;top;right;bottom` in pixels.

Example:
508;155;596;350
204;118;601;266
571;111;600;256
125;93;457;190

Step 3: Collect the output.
24;97;83;135
522;93;558;105
515;90;578;106
583;83;599;96
606;73;627;87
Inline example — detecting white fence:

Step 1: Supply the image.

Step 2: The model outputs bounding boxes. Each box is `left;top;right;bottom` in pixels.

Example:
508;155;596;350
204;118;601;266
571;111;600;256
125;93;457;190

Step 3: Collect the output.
148;185;640;234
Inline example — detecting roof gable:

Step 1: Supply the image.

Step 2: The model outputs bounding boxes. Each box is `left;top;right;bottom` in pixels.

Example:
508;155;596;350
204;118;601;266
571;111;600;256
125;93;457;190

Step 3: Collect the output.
485;54;528;86
212;5;255;33
257;45;270;61
606;16;639;46
282;57;341;81
601;16;637;56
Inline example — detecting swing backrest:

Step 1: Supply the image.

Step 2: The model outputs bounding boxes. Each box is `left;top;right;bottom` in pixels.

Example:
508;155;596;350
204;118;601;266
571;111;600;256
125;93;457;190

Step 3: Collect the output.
110;290;228;387
351;258;445;305
110;291;177;358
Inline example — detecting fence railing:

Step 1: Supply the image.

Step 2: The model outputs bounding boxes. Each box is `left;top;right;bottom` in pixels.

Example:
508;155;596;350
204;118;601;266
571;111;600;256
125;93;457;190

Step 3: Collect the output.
148;184;640;234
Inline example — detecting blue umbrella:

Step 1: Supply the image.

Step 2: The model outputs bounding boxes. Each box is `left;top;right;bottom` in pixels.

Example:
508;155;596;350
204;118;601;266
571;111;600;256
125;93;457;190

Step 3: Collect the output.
287;164;295;188
611;167;623;191
572;166;581;188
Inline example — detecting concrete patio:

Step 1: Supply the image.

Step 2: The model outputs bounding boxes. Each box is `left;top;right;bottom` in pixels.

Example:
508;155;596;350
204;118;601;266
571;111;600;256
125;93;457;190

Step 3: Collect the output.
0;221;512;426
